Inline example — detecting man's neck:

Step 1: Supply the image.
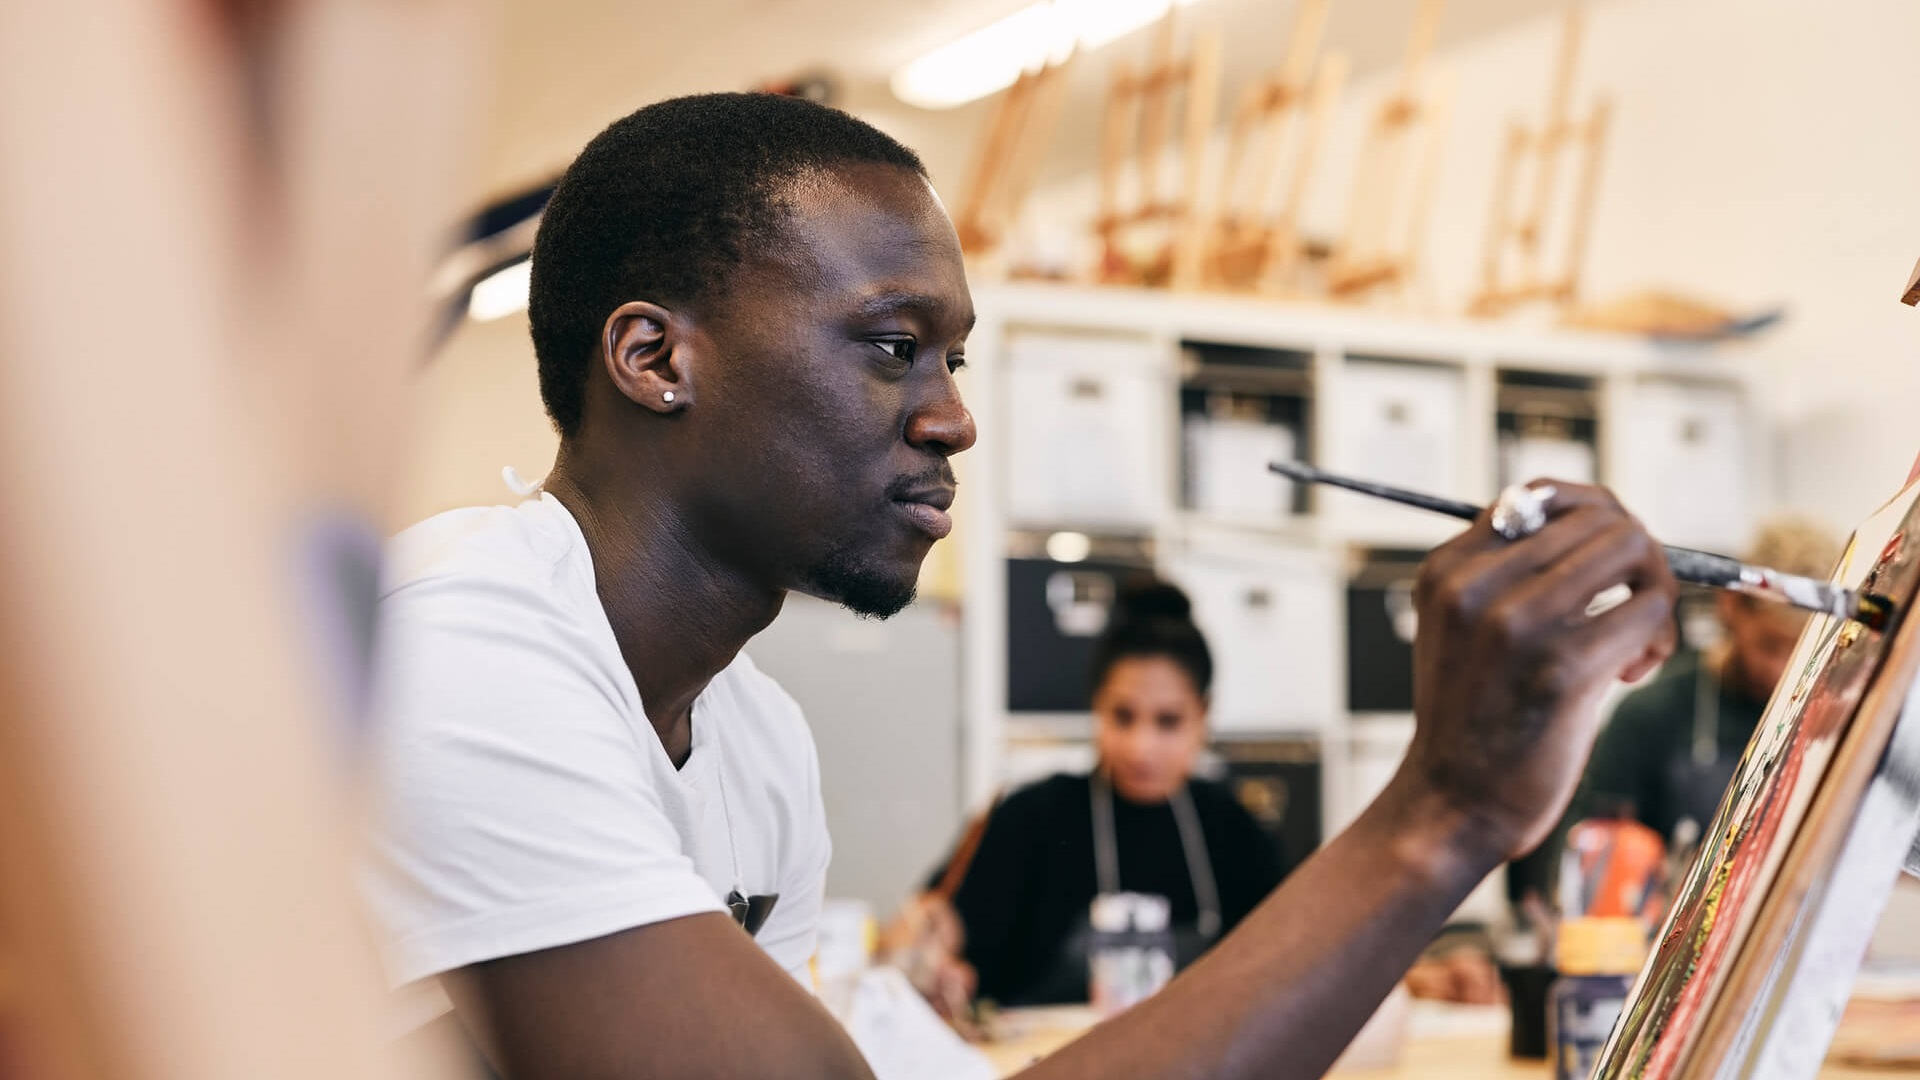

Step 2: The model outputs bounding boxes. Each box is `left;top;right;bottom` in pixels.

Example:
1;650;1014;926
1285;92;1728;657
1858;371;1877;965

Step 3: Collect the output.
543;459;784;768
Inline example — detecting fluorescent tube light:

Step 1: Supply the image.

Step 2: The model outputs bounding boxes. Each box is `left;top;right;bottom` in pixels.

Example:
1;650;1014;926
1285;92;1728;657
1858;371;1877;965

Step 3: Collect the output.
892;0;1205;110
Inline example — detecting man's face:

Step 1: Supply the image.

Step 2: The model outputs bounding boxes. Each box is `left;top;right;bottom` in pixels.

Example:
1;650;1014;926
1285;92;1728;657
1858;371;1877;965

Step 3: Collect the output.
677;163;976;618
1720;593;1808;703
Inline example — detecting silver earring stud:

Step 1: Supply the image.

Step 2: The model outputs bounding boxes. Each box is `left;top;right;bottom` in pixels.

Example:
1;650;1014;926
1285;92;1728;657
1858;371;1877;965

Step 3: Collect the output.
662;391;676;404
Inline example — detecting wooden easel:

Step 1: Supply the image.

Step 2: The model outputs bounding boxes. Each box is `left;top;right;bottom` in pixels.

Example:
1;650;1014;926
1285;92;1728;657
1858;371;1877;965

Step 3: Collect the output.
954;55;1074;270
1468;3;1612;317
1324;0;1451;300
1092;12;1222;290
1198;0;1348;295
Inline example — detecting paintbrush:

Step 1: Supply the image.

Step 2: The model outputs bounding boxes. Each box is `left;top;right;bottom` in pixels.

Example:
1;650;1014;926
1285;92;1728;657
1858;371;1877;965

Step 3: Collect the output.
1268;460;1895;632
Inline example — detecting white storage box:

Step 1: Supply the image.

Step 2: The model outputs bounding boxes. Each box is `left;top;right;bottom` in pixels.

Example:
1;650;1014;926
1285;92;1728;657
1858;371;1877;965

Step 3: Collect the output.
1185;415;1298;523
1161;545;1341;734
1619;379;1750;553
1004;331;1172;529
1326;358;1468;534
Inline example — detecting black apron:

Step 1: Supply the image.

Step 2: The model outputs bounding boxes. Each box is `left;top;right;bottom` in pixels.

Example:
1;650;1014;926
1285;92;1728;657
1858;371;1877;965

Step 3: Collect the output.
1012;769;1223;1005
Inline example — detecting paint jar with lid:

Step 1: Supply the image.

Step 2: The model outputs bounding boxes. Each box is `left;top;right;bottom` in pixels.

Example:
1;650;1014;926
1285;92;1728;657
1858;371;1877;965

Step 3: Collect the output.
1549;916;1647;1080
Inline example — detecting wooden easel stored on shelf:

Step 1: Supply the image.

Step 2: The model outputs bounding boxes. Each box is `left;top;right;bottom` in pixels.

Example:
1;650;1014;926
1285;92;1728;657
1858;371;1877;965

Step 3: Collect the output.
1468;3;1612;317
1197;0;1348;296
1323;0;1451;300
954;54;1075;269
1092;12;1221;290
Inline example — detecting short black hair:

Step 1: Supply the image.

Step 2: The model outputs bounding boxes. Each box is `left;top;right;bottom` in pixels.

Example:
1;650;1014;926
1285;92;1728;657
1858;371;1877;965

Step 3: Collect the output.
528;92;927;436
1090;579;1214;698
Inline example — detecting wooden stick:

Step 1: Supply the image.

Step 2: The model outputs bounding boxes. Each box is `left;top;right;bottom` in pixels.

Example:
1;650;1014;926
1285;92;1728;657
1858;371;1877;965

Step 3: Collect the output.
1172;28;1223;291
1098;60;1133;238
995;58;1073;249
1262;49;1348;290
1138;13;1180;211
1478;121;1529;298
1559;96;1612;303
1400;70;1453;283
1279;0;1332;94
955;70;1032;251
1520;4;1584;279
1397;0;1447;100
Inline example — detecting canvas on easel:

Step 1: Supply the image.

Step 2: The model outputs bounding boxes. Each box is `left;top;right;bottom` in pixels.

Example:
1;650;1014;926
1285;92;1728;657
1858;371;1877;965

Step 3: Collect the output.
1322;0;1450;301
1194;0;1346;296
1468;2;1611;317
1594;475;1920;1078
1091;11;1221;290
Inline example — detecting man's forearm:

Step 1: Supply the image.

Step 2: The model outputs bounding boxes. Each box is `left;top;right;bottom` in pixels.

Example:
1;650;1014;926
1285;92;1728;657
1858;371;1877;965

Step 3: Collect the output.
1022;775;1504;1080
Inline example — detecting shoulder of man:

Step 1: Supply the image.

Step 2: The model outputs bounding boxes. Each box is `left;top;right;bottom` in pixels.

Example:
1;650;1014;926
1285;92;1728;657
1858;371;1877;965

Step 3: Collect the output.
366;502;723;987
383;497;578;603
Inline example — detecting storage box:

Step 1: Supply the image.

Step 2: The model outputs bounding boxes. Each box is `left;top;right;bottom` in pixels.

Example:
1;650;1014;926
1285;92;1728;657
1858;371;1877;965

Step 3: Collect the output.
1184;413;1297;523
1326;357;1468;532
1006;556;1152;713
1211;739;1324;867
1496;370;1600;488
1004;331;1172;529
1161;545;1341;734
1347;549;1425;714
1619;379;1750;553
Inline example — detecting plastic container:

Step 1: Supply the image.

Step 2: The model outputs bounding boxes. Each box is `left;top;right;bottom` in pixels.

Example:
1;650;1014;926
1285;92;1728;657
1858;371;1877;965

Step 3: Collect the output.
1088;892;1175;1015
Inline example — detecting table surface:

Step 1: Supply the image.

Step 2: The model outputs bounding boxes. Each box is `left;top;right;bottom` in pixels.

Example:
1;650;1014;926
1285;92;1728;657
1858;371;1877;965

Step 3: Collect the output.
978;1003;1917;1078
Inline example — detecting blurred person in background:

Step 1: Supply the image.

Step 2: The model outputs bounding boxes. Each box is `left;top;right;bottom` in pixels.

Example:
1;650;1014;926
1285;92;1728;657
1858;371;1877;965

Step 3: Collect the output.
890;580;1290;1010
1509;516;1841;906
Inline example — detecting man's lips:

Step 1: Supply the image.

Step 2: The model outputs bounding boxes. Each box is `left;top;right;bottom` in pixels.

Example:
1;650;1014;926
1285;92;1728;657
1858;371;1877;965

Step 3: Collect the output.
893;485;955;539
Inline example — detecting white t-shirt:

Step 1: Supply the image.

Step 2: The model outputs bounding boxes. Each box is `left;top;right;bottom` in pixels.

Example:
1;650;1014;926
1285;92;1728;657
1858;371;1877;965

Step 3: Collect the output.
365;493;830;991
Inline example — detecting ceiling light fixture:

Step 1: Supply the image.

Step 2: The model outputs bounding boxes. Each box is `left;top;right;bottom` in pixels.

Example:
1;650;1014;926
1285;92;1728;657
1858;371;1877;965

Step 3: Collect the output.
891;0;1206;110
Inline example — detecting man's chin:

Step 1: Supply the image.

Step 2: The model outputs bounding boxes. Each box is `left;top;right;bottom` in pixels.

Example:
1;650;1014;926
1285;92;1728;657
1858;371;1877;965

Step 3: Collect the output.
797;554;921;620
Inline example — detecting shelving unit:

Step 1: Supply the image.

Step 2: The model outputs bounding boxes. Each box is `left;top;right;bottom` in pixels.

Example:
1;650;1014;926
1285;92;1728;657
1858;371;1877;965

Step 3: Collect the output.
958;282;1768;864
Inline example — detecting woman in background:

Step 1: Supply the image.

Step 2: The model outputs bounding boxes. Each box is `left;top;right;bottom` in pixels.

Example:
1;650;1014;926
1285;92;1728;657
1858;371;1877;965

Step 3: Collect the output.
896;580;1290;1009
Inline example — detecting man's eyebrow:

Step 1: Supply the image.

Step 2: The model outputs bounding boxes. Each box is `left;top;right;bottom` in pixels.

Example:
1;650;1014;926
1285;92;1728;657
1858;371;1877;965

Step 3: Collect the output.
850;290;977;332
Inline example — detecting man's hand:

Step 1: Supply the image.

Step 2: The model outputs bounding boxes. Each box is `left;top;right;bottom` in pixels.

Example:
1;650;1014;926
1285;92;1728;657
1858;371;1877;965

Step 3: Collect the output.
1402;480;1678;861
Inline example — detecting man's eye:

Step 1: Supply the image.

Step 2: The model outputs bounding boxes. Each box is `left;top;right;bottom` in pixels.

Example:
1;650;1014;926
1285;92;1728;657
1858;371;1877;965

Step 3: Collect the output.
873;338;916;365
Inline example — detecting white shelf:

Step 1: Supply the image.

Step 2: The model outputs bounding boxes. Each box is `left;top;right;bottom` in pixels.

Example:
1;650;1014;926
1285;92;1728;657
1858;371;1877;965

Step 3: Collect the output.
958;283;1769;836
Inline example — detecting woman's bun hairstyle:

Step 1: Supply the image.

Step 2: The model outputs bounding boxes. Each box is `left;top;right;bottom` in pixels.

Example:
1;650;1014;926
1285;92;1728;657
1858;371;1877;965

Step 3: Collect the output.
1089;576;1213;698
1110;580;1192;624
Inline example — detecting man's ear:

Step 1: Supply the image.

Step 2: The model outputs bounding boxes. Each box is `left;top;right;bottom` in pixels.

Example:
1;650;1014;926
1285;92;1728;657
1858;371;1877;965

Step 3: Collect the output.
601;301;690;413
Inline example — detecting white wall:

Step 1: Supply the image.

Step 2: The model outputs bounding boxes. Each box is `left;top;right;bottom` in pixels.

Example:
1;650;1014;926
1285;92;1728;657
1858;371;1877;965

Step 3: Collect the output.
396;310;556;523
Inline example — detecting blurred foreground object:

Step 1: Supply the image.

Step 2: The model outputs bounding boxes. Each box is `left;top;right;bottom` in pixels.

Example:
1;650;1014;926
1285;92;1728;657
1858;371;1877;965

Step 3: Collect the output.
0;1;485;1078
